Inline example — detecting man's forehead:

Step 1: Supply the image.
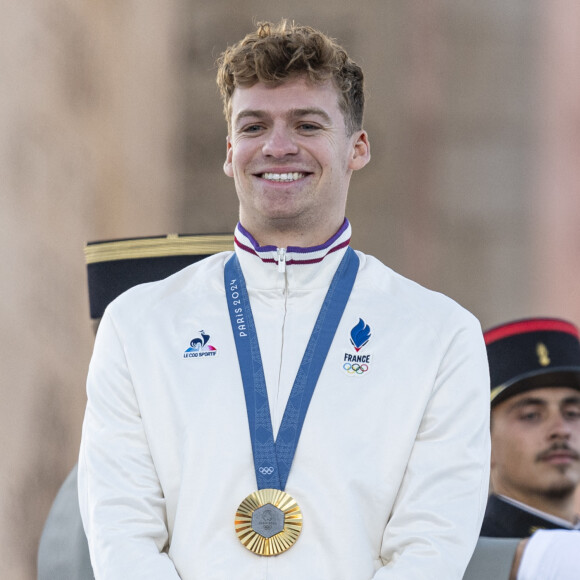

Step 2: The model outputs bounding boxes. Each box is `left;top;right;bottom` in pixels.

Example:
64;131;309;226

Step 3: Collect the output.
500;386;580;411
230;77;341;116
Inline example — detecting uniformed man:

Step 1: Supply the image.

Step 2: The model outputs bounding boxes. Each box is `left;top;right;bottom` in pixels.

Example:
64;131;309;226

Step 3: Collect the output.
37;233;233;580
481;317;580;538
462;317;580;580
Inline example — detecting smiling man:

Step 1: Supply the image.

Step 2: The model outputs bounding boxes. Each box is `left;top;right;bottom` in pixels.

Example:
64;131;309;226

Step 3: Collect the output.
482;317;580;537
78;20;490;579
223;76;369;248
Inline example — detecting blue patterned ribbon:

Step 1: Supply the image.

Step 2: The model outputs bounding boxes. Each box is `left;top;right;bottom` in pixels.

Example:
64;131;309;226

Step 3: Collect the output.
224;246;359;491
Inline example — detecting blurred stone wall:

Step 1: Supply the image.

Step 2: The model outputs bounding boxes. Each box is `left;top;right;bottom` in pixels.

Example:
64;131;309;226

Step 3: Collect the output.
1;1;579;577
532;1;580;326
0;2;184;577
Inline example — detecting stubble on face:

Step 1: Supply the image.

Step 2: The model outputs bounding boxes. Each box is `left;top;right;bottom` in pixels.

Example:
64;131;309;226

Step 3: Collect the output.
534;440;580;497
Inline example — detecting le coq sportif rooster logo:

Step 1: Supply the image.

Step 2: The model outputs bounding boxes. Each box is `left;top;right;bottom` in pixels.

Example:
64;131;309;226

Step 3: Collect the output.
189;330;210;350
184;330;217;358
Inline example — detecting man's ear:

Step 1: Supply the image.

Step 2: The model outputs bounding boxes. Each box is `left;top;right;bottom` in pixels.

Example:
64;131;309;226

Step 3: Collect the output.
348;130;371;171
223;136;233;177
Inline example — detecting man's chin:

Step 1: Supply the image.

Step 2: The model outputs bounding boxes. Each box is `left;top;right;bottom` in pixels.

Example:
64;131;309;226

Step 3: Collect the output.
543;478;578;500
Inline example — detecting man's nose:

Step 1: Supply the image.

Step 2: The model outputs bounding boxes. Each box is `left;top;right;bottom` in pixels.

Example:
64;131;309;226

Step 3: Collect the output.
262;126;299;158
548;412;573;440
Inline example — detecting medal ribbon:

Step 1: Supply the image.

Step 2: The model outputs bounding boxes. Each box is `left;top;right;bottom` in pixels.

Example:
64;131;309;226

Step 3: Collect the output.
225;246;359;491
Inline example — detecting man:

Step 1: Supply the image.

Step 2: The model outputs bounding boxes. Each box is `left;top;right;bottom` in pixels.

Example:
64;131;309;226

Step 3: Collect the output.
464;317;580;580
79;20;490;579
481;317;580;538
38;233;233;579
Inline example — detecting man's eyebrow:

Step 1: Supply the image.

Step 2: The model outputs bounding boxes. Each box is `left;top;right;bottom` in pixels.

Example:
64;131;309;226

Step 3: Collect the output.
507;397;546;412
233;110;268;128
506;394;580;412
289;108;332;124
233;107;333;129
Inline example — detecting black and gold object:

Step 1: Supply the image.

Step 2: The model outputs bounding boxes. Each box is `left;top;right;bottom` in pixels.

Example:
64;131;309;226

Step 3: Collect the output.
484;317;580;406
85;233;233;319
235;489;302;556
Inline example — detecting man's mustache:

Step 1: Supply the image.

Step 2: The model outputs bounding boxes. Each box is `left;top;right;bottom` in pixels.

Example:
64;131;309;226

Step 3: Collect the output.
536;442;580;462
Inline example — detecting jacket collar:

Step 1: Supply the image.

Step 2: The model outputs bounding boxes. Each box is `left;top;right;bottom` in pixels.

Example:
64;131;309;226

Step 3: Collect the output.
233;219;352;290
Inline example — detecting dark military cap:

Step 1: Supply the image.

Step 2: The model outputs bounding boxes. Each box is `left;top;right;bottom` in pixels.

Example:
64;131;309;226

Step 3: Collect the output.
484;317;580;407
85;233;233;319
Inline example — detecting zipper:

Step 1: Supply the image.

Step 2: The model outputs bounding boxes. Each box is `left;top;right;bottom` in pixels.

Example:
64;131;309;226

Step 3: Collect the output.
277;247;287;273
273;247;288;437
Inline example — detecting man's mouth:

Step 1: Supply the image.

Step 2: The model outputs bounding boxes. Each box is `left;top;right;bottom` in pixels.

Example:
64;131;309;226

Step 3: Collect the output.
260;172;307;182
542;452;578;463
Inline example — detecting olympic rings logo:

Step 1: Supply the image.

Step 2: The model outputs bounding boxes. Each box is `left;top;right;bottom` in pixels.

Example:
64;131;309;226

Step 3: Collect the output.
343;363;369;374
259;466;274;475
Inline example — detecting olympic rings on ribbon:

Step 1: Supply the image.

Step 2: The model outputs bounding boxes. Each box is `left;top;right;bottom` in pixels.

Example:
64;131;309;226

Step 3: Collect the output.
259;466;275;475
343;363;369;374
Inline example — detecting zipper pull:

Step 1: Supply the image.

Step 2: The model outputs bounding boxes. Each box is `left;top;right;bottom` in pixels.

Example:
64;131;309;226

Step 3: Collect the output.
277;247;287;273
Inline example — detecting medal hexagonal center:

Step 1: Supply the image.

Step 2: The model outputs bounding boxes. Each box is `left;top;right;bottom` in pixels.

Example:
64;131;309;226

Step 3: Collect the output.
251;503;285;538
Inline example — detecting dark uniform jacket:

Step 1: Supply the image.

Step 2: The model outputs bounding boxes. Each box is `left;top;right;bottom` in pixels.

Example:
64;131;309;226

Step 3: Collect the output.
481;494;578;538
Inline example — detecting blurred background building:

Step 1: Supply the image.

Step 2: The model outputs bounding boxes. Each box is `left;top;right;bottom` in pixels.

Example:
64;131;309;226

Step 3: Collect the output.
1;1;579;577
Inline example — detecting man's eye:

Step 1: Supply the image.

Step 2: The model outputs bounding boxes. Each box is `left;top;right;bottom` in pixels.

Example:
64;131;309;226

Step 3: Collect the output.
298;123;319;131
519;411;540;422
242;124;263;133
564;408;580;420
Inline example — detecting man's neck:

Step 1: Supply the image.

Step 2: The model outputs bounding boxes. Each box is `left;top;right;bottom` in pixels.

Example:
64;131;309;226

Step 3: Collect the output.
239;218;347;249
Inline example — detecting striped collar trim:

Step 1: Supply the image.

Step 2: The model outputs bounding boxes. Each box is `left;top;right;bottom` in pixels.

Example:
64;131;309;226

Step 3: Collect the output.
234;219;351;266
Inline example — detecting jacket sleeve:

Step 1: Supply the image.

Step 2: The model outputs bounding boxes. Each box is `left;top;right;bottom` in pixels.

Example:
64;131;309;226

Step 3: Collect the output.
372;310;491;579
517;530;580;580
78;308;181;579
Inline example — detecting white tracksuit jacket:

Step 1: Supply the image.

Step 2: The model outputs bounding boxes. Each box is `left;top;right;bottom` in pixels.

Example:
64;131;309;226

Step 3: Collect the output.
79;221;490;579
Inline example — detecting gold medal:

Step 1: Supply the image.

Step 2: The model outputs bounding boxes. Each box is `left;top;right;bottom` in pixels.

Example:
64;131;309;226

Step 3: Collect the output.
235;488;302;556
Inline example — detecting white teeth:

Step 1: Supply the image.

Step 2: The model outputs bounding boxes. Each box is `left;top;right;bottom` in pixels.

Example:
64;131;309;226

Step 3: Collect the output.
261;172;305;182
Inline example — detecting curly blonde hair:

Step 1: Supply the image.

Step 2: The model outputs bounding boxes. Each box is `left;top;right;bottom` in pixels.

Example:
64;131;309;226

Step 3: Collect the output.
216;20;365;135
